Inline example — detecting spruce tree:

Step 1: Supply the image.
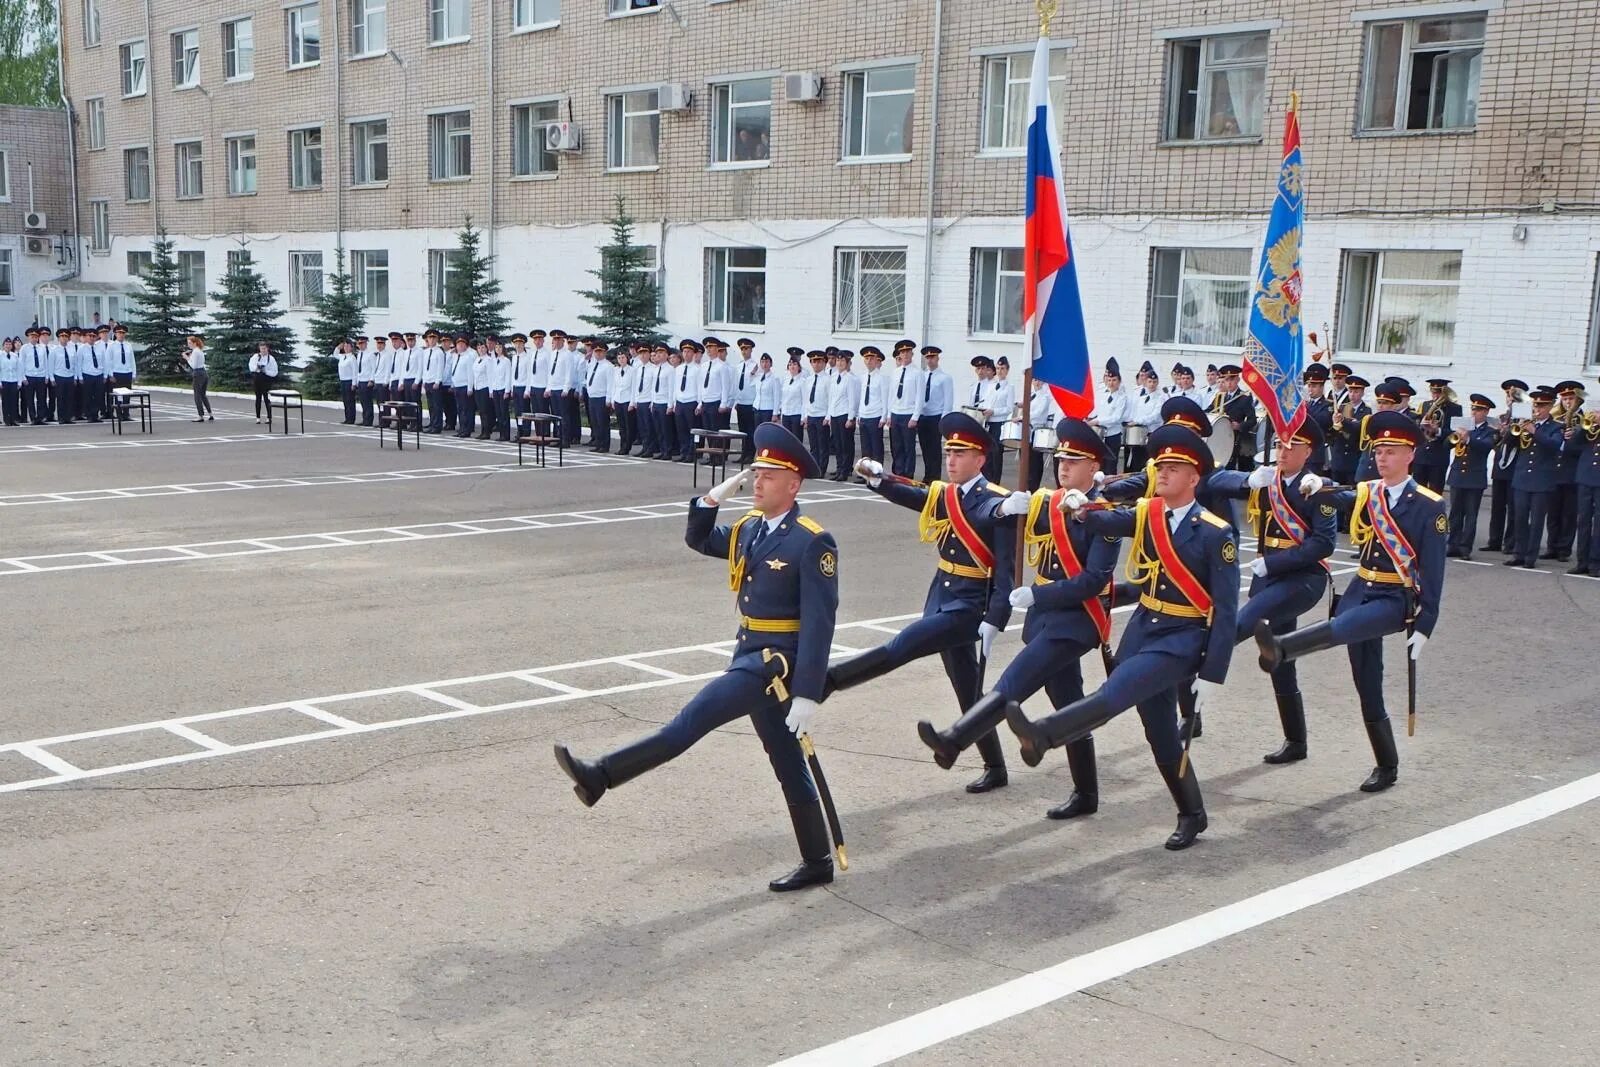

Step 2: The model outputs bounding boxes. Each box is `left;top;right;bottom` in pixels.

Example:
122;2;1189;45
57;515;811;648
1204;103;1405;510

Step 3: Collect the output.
124;230;202;380
426;216;511;340
578;195;665;347
206;246;295;392
301;249;364;400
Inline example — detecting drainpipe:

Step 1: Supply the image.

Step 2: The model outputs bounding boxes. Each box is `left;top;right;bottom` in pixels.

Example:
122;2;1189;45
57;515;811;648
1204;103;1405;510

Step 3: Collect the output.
52;0;81;277
917;0;944;347
486;3;497;270
331;0;344;249
144;0;160;233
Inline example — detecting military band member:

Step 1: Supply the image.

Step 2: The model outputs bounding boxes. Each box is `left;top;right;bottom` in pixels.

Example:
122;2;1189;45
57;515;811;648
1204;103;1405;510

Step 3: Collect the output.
1547;381;1586;561
1571;376;1600;577
1483;378;1527;553
1355;380;1410;482
917;419;1117;819
1255;412;1446;792
1445;394;1497;559
1209;364;1258;471
1300;364;1334;474
1503;387;1564;568
1005;424;1240;850
1411;378;1462;493
825;412;1017;793
554;423;840;892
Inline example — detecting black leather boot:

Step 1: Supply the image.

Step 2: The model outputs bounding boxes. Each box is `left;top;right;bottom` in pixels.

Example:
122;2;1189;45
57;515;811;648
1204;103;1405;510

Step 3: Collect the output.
1359;718;1399;793
1045;737;1099;819
917;691;1009;770
1005;695;1116;768
1255;619;1337;673
1158;759;1208;850
965;728;1009;793
820;645;897;702
1263;691;1309;764
769;801;834;892
552;733;670;807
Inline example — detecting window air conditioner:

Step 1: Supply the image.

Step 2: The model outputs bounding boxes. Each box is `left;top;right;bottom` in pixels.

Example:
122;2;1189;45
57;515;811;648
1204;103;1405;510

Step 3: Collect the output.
545;122;582;153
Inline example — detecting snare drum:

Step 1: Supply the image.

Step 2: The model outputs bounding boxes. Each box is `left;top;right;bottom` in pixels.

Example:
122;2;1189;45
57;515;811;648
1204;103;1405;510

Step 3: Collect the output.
1123;423;1148;447
1031;425;1056;450
959;405;988;423
999;420;1024;450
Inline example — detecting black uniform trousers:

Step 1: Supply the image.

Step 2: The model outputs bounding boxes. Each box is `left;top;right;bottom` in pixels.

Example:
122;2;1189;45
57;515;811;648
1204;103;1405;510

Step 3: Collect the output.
1547;483;1577;557
917;418;943;482
1238;572;1326;697
1576;484;1600;571
867;609;1009;767
1448;488;1485;556
807;418;832;476
889;414;916;478
647;669;816;807
859;416;884;465
358;383;376;426
1485;473;1513;549
1511;489;1552;566
736;404;757;463
1;381;18;425
984;422;1007;482
587;397;611;451
830;418;854;478
340;381;357;423
675;405;697;460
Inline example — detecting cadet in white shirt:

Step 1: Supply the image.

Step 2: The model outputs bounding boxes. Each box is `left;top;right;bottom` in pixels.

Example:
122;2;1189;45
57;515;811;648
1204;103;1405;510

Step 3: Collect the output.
402;332;423;407
450;336;477;438
1089;357;1133;473
612;347;638;454
354;336;378;426
827;350;862;482
697;336;731;432
648;343;676;459
544;329;570;440
584;347;616;452
732;338;760;462
671;339;704;462
563;335;587;445
509;332;533;433
916;345;954;482
0;338;21;426
49;328;80;424
184;334;213;421
421;329;447;433
526;328;551;418
801;350;832;475
968;355;1004;480
470;342;496;440
854;345;888;474
1126;360;1164;471
106;324;138;421
77;328;109;423
335;341;358;424
248;342;281;425
372;336;394;406
753;352;781;428
779;352;806;437
886;339;923;479
1024;378;1062;490
21;327;51;424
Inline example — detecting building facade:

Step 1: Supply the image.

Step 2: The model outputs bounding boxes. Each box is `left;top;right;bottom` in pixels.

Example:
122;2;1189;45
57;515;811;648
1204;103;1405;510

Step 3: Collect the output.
0;105;74;338
47;0;1600;399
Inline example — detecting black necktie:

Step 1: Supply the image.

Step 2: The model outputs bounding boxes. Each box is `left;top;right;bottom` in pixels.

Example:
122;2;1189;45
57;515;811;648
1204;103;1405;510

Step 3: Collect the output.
704;364;712;387
865;376;872;404
738;365;746;390
897;368;906;398
64;350;71;371
974;384;981;404
750;522;769;552
810;376;818;403
924;375;932;402
680;365;688;389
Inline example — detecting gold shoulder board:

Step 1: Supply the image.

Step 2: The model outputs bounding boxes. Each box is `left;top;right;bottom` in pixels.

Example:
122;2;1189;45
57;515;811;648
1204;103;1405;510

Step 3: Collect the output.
1200;511;1231;530
796;516;825;534
1416;485;1443;502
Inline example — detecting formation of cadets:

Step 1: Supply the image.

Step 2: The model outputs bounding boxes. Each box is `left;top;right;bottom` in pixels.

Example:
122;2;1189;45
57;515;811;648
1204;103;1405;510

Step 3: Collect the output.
0;324;139;426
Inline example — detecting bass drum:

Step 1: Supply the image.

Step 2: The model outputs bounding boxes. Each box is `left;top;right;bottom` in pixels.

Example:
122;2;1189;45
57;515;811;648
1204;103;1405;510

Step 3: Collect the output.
1000;420;1025;451
1207;414;1236;466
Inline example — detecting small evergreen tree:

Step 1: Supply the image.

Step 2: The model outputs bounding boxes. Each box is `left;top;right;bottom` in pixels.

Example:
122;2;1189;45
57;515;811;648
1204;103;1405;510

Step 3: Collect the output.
300;249;364;399
124;230;202;380
578;195;666;347
206;245;295;392
426;216;511;341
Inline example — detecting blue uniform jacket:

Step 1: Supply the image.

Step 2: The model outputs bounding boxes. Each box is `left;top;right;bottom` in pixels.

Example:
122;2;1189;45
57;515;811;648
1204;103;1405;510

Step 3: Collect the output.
1445;422;1496;490
1574;427;1600;488
1509;419;1565;492
1416;401;1462;469
1325;480;1447;637
1329;402;1371;475
686;500;839;703
1210;471;1336;577
1083;502;1239;685
1304;398;1334;473
873;476;1015;629
1021;490;1120;647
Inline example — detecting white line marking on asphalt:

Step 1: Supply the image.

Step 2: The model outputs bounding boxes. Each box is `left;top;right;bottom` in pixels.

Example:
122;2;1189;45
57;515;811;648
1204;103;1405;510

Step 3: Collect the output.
0;431;356;454
770;768;1600;1067
163;723;231;752
14;744;83;777
289;703;363;730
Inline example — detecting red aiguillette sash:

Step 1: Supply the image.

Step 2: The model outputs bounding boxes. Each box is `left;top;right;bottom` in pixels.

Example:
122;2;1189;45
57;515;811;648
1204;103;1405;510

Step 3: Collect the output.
943;482;996;574
1266;475;1330;573
1145;498;1214;619
1049;489;1111;643
1367;482;1417;586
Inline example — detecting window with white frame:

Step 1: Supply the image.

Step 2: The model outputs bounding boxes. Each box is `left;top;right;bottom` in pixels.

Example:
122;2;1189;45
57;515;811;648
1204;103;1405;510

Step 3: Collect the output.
429;0;470;43
121;40;148;96
351;0;386;55
83;1;102;47
1146;247;1253;348
0;250;12;298
711;78;771;165
123;146;151;201
223;17;254;80
174;140;203;198
86;98;106;149
514;0;560;30
600;244;664;317
705;247;766;326
979;49;1068;152
127;250;154;278
171;28;199;88
842;65;915;160
289;127;323;189
0;152;9;200
288;250;325;308
1360;14;1484;133
428;248;467;311
287;3;321;68
1164;32;1267;142
1337;250;1461;359
608;0;659;15
90;201;110;252
428;110;472;180
226;135;257;195
835;248;908;332
178;250;207;305
351;119;388;184
510;100;560;176
606;89;660;169
970;248;1024;336
351;249;389;309
227;249;251;275
1589;257;1600;369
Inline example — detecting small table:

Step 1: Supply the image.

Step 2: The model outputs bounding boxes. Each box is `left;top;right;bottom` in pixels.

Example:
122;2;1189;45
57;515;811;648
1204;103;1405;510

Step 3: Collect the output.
690;428;746;488
516;412;565;468
379;401;422;450
110;389;153;435
268;389;305;435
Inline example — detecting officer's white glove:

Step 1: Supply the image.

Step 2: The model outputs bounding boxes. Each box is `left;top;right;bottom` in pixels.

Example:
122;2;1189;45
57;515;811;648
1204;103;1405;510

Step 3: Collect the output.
1247;465;1276;490
999;490;1033;517
702;467;749;506
1190;678;1224;717
1407;631;1428;661
1009;585;1035;610
1092;470;1106;486
1058;488;1091;513
978;622;1001;658
785;697;819;736
1250;556;1268;577
854;458;884;486
1297;472;1324;496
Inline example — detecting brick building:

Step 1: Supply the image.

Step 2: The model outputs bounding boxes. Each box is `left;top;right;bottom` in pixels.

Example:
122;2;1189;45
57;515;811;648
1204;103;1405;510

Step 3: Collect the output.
43;0;1600;398
0;106;75;338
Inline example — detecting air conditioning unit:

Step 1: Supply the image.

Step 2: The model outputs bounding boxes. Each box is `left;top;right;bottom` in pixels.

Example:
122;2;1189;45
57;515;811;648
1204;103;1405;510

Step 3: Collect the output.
784;72;823;103
23;211;47;232
23;235;52;256
658;83;694;112
545;122;582;153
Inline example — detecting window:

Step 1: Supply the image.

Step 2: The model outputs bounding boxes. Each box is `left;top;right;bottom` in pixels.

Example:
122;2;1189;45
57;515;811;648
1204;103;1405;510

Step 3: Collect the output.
608;0;659;15
428;110;472;180
351;0;386;55
351;250;389;309
177;251;207;305
83;1;101;47
223;18;254;80
1360;15;1484;133
636;244;664;318
842;65;914;160
90;201;110;252
227;249;251;274
127;251;154;278
834;248;908;332
86;97;106;149
123;146;151;201
0;152;7;200
287;3;321;68
288;251;325;308
1146;247;1253;347
174;140;203;198
0;250;11;298
429;0;470;43
351;119;389;184
289;127;323;189
428;248;467;310
980;49;1068;152
970;248;1024;336
1164;32;1267;142
121;40;148;97
514;0;560;30
711;78;771;165
511;100;560;177
606;89;660;170
1338;250;1461;359
705;248;766;326
226;136;257;195
171;28;199;88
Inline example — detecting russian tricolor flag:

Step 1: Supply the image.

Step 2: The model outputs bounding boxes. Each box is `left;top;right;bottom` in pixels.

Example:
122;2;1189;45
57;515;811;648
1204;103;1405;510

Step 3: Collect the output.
1022;36;1092;418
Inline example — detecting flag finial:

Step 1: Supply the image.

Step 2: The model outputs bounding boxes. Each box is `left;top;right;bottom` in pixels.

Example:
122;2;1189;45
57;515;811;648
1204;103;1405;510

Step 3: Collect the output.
1036;0;1058;36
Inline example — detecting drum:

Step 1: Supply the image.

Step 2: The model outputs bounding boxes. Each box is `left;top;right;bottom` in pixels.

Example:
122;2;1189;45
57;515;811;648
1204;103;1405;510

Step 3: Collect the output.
959;405;988;423
1031;425;1056;450
1207;413;1236;466
1123;423;1148;447
999;420;1024;451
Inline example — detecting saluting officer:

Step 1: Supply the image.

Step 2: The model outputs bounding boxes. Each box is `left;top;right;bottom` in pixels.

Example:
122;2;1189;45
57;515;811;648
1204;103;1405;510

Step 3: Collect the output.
1444;394;1497;559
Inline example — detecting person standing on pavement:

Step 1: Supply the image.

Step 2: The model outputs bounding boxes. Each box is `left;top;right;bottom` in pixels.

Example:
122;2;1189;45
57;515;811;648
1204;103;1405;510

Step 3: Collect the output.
185;335;213;421
249;342;279;425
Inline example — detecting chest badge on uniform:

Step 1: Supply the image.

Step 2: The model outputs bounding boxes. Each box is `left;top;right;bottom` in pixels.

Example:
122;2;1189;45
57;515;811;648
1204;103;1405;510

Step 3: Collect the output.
1222;541;1237;563
818;552;837;577
1435;512;1448;533
766;558;789;571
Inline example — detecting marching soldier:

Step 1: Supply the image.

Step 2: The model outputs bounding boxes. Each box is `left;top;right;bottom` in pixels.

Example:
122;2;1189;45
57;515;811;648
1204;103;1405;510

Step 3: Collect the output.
1254;411;1446;792
1504;387;1564;569
1483;378;1528;553
554;423;841;892
1004;424;1240;850
1355;380;1409;482
822;412;1017;793
1445;394;1497;559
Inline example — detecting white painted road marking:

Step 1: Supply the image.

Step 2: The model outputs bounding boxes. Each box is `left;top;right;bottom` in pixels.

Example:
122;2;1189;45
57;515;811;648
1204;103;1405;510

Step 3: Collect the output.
0;430;356;454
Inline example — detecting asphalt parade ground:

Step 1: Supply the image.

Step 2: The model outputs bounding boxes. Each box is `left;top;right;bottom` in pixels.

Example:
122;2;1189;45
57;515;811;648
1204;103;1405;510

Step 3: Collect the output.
3;396;1598;1066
